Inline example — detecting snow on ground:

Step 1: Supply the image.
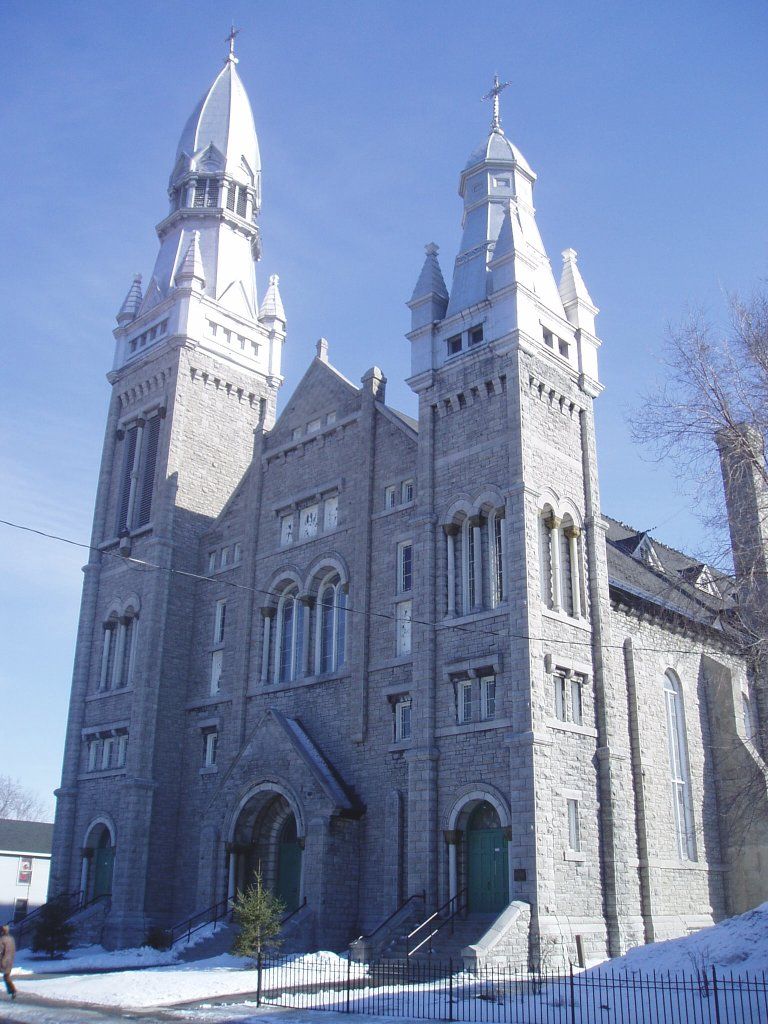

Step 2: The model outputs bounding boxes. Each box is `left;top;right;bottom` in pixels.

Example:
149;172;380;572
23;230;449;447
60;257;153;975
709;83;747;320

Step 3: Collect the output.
16;950;364;1009
15;941;179;975
592;901;768;977
9;906;768;1022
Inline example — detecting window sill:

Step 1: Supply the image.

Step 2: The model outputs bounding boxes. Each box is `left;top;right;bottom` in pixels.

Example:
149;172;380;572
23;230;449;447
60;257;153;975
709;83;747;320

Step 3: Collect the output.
373;501;415;522
372;655;414;672
436;717;512;738
86;687;134;703
252;670;351;695
541;608;591;632
546;719;598;739
199;766;218;776
186;694;233;711
274;523;345;554
78;768;127;782
563;850;586;863
388;740;412;753
439;607;508;628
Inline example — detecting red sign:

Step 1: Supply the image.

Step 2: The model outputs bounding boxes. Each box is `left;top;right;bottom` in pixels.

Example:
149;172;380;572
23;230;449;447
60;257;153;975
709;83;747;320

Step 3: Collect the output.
17;858;32;885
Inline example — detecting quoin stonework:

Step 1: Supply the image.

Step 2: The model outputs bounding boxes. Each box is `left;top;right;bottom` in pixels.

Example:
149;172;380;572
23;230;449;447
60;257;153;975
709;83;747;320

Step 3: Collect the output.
50;48;768;963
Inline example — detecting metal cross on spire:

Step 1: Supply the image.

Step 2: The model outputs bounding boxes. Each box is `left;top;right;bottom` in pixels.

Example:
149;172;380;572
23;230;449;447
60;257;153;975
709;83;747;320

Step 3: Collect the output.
226;24;240;59
482;74;511;134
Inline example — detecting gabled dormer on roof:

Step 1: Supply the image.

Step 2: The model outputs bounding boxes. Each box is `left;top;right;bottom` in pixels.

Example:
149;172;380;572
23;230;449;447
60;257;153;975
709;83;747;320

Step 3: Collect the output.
679;563;722;597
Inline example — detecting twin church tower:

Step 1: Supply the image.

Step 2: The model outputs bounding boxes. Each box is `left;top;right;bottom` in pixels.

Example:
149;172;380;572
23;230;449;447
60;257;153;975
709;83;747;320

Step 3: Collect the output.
51;46;767;962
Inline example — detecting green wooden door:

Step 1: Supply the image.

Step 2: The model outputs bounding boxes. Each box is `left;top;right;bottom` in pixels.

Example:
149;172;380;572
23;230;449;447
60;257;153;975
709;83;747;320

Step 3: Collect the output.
93;847;114;899
468;828;509;913
276;840;302;911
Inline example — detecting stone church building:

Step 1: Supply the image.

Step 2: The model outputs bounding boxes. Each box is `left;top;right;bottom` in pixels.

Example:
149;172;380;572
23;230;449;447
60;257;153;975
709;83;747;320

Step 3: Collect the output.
50;49;768;963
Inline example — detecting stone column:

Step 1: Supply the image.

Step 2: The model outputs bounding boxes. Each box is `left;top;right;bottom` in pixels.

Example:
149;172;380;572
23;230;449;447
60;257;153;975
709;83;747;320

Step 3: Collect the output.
444;830;461;904
79;848;93;903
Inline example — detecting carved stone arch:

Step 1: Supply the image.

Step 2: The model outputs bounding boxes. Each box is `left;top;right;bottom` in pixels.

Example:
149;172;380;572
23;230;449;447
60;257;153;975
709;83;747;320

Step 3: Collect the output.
121;593;142;617
103;601;122;624
537;487;561;515
442;496;474;528
83;814;117;848
559;499;583;530
228;778;306;843
446;783;511;830
263;566;303;611
473;487;506;518
305;552;350;598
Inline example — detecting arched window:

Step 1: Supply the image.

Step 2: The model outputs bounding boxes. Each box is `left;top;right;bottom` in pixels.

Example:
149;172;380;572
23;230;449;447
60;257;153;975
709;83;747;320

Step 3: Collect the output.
276;587;303;684
539;507;584;619
99;610;139;691
488;509;506;607
663;671;697;861
316;574;346;675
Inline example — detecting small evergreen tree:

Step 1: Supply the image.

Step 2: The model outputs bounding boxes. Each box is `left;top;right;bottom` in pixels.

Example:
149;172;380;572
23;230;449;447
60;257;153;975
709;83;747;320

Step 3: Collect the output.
231;871;285;961
31;897;75;958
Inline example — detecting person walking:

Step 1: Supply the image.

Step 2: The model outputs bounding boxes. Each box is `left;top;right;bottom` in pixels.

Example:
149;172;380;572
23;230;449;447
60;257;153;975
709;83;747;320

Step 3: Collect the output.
0;924;16;999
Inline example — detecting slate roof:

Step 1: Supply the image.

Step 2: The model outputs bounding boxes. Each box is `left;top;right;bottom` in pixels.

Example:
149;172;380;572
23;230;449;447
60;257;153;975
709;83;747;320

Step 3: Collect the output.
604;516;736;634
0;819;54;855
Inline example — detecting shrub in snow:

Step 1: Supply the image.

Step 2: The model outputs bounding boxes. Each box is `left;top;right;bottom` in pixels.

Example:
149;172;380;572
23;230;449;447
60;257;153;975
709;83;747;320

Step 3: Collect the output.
145;926;172;950
231;871;285;961
31;897;75;958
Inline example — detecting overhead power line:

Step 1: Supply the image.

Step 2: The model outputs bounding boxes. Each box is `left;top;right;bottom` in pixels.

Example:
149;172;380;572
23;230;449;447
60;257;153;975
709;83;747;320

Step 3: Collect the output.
0;517;742;658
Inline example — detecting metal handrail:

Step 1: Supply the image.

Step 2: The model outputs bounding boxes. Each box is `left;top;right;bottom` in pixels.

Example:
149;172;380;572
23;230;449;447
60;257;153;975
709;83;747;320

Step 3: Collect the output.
405;888;467;958
280;896;308;927
169;894;234;947
356;892;425;946
10;889;84;945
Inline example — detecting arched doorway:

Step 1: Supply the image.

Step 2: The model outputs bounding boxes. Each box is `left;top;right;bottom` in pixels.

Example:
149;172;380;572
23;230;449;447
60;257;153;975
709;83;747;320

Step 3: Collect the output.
231;792;303;911
466;802;508;913
84;823;114;900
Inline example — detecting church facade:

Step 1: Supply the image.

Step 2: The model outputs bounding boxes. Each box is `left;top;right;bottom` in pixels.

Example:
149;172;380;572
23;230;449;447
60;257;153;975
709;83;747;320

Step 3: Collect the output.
50;51;768;962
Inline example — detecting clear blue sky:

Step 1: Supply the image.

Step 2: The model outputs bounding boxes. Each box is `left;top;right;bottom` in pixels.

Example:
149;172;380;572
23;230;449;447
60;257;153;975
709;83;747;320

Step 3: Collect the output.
1;1;766;817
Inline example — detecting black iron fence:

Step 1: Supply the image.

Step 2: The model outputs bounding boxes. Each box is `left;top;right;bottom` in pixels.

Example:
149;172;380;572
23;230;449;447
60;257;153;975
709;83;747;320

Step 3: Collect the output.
247;954;767;1024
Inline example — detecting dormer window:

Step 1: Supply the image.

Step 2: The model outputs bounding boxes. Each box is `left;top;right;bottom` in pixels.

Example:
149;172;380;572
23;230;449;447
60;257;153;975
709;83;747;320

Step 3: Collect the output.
558;339;570;358
447;334;462;355
469;326;484;346
543;329;555;349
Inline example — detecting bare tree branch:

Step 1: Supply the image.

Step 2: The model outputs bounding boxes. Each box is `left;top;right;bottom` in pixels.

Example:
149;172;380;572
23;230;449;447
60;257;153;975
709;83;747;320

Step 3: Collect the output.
0;775;48;821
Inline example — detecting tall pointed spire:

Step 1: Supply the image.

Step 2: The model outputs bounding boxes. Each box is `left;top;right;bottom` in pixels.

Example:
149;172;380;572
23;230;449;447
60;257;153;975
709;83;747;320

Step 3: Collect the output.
259;273;286;324
175;231;205;289
408;243;449;331
116;274;143;324
559;248;598;333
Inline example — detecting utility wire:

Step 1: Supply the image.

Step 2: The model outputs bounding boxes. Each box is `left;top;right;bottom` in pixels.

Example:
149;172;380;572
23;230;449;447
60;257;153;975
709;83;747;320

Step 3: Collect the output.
0;517;742;657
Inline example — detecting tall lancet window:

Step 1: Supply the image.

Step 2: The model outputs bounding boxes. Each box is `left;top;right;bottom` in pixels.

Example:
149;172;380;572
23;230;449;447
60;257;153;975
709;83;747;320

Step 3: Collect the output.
316;574;347;675
663;670;697;861
488;509;506;607
116;414;162;535
276;586;304;684
539;508;554;609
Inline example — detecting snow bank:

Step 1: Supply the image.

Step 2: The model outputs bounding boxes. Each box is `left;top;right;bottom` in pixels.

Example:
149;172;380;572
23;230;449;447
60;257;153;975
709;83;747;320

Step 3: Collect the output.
594;902;768;977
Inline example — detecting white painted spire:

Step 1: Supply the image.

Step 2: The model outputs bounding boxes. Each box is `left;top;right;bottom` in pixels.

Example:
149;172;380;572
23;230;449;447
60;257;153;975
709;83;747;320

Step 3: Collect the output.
175;231;206;289
559;248;598;333
116;274;143;324
408;243;449;331
112;47;285;386
259;273;286;324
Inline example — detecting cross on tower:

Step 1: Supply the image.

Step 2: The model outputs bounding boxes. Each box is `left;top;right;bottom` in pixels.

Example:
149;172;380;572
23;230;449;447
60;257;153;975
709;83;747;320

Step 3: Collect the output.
482;74;511;134
226;25;240;58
